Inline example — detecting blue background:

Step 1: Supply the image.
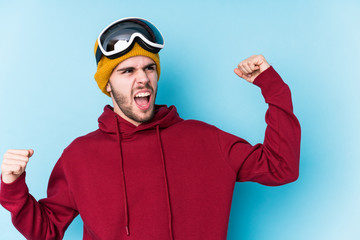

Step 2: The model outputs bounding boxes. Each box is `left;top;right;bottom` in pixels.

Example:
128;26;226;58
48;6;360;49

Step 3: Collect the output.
1;0;359;239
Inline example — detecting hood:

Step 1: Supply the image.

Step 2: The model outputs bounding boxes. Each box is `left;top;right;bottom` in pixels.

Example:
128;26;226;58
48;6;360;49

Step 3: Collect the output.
98;104;183;137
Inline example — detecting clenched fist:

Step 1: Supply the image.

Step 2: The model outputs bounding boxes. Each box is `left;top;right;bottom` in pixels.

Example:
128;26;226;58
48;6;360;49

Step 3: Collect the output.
234;55;270;83
1;149;34;184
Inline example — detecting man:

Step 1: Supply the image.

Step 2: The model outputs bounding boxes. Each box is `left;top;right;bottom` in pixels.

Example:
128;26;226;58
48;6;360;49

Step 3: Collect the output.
0;17;301;239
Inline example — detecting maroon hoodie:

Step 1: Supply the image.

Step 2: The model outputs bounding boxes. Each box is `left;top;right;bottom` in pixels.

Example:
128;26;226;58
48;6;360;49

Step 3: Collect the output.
0;67;301;240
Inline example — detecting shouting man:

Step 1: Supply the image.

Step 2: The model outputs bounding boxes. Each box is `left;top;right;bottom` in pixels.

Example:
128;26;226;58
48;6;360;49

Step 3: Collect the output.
0;17;301;240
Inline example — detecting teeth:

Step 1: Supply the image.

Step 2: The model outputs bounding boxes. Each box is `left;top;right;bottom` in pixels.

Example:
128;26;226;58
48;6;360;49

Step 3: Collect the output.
135;92;150;98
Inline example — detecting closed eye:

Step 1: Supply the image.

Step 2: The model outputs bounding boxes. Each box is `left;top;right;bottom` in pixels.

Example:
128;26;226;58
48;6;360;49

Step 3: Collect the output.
118;67;134;74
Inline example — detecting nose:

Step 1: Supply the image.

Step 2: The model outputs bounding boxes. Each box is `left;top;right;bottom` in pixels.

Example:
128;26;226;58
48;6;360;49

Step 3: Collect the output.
135;69;150;85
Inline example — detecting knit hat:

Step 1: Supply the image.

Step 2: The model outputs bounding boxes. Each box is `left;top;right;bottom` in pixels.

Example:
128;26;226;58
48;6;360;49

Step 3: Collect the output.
94;41;161;97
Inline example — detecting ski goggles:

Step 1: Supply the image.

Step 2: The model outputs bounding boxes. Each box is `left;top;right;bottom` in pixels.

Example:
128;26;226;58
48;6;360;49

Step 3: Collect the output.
95;17;165;64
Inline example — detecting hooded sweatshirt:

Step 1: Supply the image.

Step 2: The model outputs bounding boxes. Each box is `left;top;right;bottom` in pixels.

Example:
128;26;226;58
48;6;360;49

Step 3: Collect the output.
0;66;301;240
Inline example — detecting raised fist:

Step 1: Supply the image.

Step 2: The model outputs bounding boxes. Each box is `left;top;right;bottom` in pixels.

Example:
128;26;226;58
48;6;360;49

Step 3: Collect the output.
1;149;34;184
234;55;270;83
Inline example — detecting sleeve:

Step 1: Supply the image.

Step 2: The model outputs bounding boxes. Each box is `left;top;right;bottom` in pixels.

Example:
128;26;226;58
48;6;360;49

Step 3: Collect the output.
217;66;301;186
0;155;78;240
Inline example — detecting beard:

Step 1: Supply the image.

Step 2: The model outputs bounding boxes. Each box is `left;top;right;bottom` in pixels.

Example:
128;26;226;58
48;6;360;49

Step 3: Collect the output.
110;82;157;124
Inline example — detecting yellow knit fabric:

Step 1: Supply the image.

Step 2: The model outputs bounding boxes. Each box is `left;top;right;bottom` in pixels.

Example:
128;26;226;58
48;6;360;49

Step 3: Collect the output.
94;41;160;97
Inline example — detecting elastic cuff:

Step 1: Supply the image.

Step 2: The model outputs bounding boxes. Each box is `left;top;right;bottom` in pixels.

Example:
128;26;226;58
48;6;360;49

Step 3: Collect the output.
253;66;287;99
0;172;29;200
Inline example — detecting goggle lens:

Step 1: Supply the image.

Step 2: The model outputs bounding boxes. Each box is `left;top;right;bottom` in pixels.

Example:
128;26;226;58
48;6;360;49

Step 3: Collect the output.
96;18;164;64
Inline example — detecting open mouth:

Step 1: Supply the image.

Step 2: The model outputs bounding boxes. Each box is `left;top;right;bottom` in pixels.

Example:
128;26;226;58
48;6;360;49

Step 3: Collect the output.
134;91;151;110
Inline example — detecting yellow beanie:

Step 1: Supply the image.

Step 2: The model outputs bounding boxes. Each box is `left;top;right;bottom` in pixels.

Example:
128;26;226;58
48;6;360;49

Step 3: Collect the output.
94;41;161;97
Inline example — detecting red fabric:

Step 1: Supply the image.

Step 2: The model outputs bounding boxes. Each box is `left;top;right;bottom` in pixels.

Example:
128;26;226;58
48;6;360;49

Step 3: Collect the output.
0;66;300;240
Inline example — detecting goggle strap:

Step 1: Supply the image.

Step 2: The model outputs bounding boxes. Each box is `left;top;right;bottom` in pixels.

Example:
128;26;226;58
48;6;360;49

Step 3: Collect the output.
95;45;103;64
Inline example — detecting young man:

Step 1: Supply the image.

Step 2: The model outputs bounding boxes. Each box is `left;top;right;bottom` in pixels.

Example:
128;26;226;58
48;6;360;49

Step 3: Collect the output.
0;17;301;239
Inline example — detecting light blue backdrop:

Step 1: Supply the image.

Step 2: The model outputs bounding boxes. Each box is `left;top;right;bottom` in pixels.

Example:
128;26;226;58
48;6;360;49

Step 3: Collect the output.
1;0;359;239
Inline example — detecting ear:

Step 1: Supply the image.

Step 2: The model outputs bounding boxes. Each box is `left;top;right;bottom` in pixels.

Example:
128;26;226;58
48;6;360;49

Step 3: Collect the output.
106;81;112;93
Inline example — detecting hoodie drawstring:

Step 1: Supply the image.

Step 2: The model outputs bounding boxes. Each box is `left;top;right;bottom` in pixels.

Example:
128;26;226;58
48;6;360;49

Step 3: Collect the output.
114;118;174;239
156;125;174;240
115;117;130;236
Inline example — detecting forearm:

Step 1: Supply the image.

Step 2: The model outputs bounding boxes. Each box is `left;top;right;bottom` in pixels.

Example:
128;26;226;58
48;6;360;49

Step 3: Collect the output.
1;168;78;239
1;173;59;239
249;66;301;185
219;66;301;186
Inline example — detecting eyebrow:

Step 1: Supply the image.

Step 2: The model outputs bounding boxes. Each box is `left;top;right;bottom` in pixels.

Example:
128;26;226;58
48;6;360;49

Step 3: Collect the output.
116;63;156;72
116;67;134;72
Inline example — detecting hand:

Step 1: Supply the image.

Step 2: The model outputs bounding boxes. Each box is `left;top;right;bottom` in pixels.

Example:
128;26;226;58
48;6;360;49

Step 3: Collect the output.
1;149;34;184
234;55;271;83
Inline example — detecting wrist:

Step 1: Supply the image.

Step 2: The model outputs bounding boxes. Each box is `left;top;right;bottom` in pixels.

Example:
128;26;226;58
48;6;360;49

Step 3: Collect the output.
260;62;271;73
1;174;19;184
